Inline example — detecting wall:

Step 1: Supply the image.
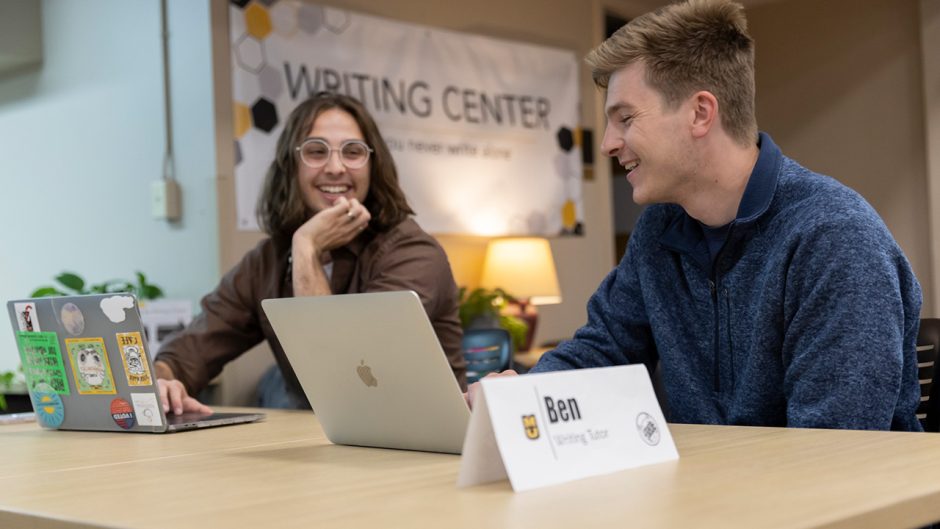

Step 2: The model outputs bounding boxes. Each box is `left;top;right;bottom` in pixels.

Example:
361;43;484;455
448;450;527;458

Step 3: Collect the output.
0;0;219;373
748;0;933;312
0;1;42;75
922;0;940;316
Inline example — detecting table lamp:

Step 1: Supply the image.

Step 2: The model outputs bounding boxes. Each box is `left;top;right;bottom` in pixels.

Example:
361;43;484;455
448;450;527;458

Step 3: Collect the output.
479;237;561;351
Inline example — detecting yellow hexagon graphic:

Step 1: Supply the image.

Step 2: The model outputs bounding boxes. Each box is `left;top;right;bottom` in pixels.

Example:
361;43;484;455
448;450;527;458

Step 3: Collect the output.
234;102;251;138
561;200;577;230
245;3;273;39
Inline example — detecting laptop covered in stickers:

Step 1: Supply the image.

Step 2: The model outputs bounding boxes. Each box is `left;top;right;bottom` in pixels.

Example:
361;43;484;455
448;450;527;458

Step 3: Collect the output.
6;294;264;433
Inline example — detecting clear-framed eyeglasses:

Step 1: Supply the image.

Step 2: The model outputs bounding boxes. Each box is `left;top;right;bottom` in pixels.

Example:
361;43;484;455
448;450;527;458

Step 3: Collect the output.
295;138;373;169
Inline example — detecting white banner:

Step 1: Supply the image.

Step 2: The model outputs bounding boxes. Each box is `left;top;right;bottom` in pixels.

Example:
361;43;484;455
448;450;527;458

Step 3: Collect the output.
229;1;583;236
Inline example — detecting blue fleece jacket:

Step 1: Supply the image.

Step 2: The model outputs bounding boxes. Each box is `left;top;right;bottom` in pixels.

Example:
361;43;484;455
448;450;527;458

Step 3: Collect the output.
532;133;923;431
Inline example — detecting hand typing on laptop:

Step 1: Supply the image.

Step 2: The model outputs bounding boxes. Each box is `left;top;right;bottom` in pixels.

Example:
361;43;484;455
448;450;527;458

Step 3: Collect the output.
154;360;213;416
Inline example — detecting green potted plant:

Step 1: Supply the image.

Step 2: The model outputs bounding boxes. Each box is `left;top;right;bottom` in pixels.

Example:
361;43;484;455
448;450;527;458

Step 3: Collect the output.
458;286;528;351
0;370;15;411
0;366;27;412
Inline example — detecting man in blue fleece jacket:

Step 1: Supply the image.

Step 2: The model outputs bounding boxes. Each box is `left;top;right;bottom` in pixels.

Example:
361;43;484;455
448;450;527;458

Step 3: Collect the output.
472;0;923;431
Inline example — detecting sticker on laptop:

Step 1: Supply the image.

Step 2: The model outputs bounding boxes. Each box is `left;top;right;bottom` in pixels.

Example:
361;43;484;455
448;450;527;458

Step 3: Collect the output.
31;382;65;428
116;332;153;386
100;295;135;323
131;393;163;427
64;337;117;395
59;302;85;336
16;331;71;395
110;398;136;429
13;302;40;332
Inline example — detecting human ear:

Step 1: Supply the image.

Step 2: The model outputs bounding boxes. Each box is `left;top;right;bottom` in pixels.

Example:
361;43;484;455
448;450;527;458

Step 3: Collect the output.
689;91;718;138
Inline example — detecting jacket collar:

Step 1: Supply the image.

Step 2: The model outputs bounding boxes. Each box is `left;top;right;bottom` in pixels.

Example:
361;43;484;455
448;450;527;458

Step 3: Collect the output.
658;132;782;270
735;132;781;223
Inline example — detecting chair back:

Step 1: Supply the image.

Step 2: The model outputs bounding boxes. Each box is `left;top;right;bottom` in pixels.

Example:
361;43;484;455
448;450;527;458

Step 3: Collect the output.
916;318;940;432
462;328;513;384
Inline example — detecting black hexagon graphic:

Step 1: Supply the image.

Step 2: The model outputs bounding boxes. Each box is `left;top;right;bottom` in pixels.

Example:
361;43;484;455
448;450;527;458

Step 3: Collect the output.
251;98;278;133
556;127;574;152
580;128;594;164
560;221;584;236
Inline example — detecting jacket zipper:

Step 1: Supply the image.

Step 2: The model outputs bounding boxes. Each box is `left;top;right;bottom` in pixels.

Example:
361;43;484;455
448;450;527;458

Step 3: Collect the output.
709;278;719;392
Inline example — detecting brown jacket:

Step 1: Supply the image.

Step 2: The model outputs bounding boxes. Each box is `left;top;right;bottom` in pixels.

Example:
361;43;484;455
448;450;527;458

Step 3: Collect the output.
155;218;466;404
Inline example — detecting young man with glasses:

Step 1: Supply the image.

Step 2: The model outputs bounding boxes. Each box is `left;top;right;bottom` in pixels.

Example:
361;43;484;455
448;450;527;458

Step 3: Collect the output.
154;92;466;413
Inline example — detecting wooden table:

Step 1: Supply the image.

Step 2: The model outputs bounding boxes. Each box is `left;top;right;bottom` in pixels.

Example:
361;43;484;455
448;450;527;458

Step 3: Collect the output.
2;408;940;529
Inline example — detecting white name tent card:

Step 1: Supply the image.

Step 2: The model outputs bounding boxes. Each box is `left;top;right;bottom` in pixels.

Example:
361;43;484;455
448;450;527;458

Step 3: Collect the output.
457;365;678;492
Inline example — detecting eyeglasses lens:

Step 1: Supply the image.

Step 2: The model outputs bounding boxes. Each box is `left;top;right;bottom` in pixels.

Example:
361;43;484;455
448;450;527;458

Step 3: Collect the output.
299;140;370;169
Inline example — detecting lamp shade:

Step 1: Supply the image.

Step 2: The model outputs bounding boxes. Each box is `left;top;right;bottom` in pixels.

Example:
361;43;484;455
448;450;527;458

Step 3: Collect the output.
479;237;561;305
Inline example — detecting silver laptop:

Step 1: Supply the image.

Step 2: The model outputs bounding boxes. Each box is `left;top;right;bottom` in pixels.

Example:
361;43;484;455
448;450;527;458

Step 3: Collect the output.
6;294;264;433
262;291;470;454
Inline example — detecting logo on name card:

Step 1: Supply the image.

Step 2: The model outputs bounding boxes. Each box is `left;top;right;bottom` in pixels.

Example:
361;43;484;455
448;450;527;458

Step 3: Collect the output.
521;414;540;440
636;412;661;446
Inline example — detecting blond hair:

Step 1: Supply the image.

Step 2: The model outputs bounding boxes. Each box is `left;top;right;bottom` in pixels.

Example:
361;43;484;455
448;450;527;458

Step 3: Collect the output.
588;0;757;145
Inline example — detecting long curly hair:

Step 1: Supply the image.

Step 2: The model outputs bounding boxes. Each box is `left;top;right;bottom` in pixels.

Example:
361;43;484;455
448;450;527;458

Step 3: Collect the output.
256;92;413;245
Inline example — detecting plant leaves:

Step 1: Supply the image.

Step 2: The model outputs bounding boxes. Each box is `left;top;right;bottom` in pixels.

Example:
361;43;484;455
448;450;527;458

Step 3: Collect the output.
35;271;164;301
0;371;12;410
56;272;85;293
499;314;529;351
458;287;514;328
103;281;133;294
30;287;65;297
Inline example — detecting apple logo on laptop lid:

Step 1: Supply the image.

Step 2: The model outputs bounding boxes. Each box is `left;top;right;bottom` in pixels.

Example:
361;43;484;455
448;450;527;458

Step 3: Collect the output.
357;360;378;387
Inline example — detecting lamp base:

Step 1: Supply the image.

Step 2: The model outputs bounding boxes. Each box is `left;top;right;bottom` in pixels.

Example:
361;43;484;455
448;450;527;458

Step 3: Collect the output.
506;300;538;352
518;311;538;352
